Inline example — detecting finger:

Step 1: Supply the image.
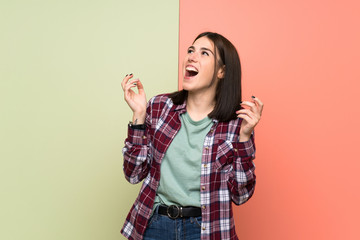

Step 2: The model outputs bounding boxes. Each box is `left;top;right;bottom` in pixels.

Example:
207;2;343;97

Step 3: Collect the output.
240;101;258;115
125;79;145;95
124;86;135;100
240;101;256;109
123;80;138;97
241;100;262;116
236;110;258;123
237;109;261;126
237;113;258;128
251;96;264;115
123;80;140;95
124;80;138;93
237;113;255;125
251;96;263;106
121;73;134;89
236;108;256;116
126;78;139;87
135;80;146;95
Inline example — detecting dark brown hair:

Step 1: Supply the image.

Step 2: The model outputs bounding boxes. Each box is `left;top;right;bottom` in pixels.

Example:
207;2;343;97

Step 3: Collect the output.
169;32;242;122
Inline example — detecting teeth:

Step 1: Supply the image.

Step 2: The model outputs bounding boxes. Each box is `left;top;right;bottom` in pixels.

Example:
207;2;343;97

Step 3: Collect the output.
186;66;198;72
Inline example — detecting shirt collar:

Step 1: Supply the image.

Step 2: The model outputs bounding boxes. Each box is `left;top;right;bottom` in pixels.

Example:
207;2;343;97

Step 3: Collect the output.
172;100;187;113
171;99;219;124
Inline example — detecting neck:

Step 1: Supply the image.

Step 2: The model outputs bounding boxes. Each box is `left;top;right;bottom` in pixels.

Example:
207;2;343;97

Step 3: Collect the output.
186;91;216;121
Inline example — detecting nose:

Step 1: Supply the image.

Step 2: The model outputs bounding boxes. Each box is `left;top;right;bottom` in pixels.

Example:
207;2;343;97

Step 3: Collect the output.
188;52;198;62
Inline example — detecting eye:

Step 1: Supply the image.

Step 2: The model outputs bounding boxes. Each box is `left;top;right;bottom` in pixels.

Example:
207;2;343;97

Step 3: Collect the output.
202;51;209;56
187;49;194;54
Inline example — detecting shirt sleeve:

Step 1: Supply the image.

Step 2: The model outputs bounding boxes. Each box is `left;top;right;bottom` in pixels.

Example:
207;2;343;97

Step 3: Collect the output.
227;133;256;205
122;101;153;184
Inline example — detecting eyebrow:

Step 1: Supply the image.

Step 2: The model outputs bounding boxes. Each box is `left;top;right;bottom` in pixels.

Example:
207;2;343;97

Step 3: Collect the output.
188;46;214;56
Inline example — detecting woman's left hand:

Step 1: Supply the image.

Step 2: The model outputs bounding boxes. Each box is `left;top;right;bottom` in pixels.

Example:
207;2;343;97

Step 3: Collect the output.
236;96;264;142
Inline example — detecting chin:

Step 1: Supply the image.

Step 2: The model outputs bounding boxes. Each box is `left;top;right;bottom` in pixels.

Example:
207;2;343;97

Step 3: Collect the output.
181;81;192;91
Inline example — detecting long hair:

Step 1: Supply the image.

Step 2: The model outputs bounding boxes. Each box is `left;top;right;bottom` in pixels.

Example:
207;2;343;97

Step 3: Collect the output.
170;32;242;122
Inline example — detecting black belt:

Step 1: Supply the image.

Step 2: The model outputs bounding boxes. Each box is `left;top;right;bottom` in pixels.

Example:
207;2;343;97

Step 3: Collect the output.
158;205;201;219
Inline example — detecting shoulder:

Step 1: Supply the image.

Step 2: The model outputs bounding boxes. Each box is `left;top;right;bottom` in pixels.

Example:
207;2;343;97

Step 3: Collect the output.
146;93;180;124
147;93;178;115
148;93;174;108
149;93;171;104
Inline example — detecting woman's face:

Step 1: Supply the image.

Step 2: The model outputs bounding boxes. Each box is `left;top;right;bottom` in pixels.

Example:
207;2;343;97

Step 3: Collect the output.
182;36;222;95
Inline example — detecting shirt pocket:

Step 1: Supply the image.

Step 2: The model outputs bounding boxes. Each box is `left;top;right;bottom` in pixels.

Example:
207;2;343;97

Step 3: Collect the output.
214;140;234;171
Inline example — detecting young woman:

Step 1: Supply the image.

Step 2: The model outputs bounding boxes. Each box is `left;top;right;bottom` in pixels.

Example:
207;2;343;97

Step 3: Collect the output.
120;32;263;240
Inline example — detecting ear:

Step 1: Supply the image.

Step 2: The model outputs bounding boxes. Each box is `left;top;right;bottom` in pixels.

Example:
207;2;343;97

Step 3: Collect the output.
217;65;226;79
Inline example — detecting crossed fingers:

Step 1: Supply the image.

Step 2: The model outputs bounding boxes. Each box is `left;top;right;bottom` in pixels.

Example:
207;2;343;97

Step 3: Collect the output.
236;96;264;129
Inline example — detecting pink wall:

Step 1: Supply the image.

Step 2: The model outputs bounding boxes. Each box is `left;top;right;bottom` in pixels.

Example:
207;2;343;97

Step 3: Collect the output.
179;0;360;239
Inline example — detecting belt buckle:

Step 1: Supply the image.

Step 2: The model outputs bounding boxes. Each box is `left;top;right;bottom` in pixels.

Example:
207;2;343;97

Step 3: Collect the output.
167;205;182;219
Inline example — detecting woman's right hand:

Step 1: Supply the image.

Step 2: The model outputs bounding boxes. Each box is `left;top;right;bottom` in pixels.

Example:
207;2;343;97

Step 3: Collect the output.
121;74;147;124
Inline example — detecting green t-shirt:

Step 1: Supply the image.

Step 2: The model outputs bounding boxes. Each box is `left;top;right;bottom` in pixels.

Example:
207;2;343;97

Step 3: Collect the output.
153;112;213;209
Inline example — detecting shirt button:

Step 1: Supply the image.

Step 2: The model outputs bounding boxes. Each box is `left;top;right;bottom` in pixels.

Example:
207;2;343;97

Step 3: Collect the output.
201;186;205;190
202;205;206;210
234;148;238;152
202;227;206;230
205;147;209;150
204;164;207;168
210;129;214;133
142;136;147;139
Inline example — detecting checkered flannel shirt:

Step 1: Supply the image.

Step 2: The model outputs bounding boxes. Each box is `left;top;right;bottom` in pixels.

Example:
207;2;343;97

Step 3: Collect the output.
121;94;256;240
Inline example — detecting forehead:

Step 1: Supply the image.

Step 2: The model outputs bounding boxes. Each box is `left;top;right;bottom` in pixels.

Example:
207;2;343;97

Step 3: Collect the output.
192;36;214;50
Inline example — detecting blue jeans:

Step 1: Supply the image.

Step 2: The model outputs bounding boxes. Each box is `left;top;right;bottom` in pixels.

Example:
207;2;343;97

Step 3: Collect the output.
143;206;202;240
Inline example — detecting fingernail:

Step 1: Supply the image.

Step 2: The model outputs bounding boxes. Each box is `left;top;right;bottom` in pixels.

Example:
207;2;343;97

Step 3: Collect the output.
251;96;255;99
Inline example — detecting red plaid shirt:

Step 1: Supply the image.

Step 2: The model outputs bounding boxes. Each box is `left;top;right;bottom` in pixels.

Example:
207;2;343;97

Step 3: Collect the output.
121;94;256;240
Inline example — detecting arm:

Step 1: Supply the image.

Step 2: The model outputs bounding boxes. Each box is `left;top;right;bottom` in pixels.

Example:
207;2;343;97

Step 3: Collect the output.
227;135;256;205
228;96;263;204
122;116;151;184
121;74;151;184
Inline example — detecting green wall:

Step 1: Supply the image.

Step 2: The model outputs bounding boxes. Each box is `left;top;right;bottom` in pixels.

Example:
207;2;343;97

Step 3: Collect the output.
0;1;179;239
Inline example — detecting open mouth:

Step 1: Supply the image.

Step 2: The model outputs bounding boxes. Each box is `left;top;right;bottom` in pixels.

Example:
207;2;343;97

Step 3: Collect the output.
185;66;199;78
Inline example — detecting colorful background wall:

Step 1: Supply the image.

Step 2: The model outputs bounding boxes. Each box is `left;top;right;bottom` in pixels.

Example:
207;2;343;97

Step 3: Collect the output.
178;1;360;239
1;0;359;240
0;1;178;239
